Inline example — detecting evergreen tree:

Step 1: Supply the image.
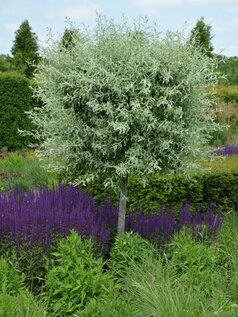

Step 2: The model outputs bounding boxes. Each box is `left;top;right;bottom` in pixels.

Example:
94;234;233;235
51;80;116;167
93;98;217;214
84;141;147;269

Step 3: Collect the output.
190;17;214;57
11;20;40;77
61;27;78;50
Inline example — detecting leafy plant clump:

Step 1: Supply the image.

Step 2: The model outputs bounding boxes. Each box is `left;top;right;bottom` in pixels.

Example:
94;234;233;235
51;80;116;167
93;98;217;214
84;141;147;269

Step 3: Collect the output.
44;230;115;316
0;257;25;296
167;228;221;295
109;232;157;280
0;256;47;317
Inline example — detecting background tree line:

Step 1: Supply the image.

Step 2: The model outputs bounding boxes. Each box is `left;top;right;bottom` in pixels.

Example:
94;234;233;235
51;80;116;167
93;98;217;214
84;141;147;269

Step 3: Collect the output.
0;18;237;83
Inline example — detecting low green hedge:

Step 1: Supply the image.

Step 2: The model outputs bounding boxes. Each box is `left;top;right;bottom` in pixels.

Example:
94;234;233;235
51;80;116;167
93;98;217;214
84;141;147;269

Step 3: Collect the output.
83;171;238;213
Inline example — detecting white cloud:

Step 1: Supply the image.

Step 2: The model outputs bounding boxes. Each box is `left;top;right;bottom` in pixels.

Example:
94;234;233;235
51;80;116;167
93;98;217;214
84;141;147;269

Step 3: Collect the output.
225;5;238;13
0;0;29;16
63;3;101;20
3;22;20;32
216;45;238;57
210;17;238;34
43;3;102;21
131;0;238;6
190;0;238;3
131;0;182;5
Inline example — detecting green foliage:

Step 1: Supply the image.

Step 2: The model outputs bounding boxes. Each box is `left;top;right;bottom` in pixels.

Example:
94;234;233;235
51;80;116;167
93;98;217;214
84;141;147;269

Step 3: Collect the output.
0;54;13;72
14;242;49;294
0;257;25;295
0;152;58;191
209;121;238;146
44;230;114;316
201;172;238;211
82;171;238;213
124;255;210;317
209;128;227;147
189;17;214;57
0;234;61;295
0;292;48;317
0;152;24;170
79;294;133;317
1;215;238;316
217;214;238;304
11;20;40;78
27;15;221;234
0;256;47;315
61;27;79;50
215;85;238;103
217;56;238;85
210;92;238;146
109;232;156;280
167;228;221;295
0;73;33;150
201;154;238;173
28;15;219;188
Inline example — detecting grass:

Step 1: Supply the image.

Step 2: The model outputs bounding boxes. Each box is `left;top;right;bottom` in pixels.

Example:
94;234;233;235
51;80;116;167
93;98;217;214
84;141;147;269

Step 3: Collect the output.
215;85;238;104
200;154;238;173
0;151;58;191
210;89;238;146
121;214;238;317
124;256;210;317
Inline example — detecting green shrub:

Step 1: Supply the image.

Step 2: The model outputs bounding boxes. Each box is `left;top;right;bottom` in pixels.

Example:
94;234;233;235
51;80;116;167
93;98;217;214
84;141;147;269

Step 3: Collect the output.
44;230;114;316
0;72;33;150
14;242;49;294
166;228;221;295
0;234;63;295
109;232;157;280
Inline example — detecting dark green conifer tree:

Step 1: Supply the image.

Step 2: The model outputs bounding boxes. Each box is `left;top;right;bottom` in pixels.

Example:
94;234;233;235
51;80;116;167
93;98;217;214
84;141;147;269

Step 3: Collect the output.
11;20;40;77
190;17;214;57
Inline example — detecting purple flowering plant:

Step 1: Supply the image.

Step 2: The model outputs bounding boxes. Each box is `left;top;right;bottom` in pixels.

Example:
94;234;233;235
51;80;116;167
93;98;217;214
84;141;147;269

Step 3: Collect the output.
0;185;223;251
213;144;238;156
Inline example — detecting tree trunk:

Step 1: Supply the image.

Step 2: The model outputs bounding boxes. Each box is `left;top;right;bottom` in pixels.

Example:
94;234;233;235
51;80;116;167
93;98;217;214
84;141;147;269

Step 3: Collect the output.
117;176;128;235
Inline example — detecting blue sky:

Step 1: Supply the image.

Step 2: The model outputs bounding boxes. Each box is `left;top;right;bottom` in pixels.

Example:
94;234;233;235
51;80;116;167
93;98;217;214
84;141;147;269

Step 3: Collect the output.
1;0;238;57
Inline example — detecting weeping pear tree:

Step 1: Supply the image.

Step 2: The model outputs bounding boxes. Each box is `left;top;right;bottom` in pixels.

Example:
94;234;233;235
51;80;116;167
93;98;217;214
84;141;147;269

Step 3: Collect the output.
27;16;219;235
